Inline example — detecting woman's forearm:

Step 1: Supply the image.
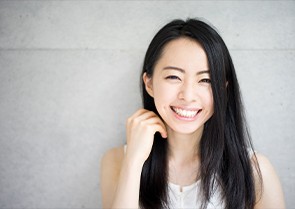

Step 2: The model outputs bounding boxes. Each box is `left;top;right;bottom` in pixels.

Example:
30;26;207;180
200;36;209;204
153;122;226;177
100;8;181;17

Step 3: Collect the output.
111;157;144;209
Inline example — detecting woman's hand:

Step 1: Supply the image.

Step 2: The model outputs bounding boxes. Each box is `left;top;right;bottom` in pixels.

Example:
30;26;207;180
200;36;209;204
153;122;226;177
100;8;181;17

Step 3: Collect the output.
105;110;167;208
126;109;167;166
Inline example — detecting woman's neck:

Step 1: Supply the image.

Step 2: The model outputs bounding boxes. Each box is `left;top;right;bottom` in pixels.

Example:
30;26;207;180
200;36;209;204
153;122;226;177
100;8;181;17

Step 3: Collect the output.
167;125;203;164
167;126;203;186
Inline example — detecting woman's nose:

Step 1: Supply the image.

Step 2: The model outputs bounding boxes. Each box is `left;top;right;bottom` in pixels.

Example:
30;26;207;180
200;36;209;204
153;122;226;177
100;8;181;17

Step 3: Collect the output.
178;81;196;103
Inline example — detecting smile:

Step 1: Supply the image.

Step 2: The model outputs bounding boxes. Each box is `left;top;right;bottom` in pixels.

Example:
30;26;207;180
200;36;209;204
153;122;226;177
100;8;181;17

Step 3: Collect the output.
170;106;201;118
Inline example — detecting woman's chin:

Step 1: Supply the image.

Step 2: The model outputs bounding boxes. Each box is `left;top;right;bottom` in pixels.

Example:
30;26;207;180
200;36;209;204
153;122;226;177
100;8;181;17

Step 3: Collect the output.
166;124;204;136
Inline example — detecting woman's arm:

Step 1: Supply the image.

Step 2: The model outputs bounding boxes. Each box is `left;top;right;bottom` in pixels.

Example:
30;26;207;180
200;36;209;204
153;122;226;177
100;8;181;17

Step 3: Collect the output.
100;146;144;209
254;153;286;209
100;109;167;209
100;146;124;209
109;152;144;208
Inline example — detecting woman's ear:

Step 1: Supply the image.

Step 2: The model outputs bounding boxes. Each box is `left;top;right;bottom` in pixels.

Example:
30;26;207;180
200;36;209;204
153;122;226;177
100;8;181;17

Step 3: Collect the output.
143;73;154;97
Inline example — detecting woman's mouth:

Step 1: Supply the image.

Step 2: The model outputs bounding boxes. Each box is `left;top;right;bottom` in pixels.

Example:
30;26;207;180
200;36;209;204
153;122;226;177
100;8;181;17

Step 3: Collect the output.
170;106;202;119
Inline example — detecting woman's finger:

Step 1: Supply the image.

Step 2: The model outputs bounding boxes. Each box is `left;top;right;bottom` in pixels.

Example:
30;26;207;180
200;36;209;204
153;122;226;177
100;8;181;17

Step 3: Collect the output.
144;117;167;138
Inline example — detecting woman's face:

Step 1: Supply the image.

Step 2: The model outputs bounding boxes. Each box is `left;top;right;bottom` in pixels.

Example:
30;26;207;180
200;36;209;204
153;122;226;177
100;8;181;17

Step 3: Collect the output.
144;38;214;135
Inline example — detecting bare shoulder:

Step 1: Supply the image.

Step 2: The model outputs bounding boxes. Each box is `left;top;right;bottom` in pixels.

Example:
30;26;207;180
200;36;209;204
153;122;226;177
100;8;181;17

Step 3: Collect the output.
251;153;281;184
251;153;276;179
101;145;125;169
252;153;274;170
100;145;125;209
251;153;286;209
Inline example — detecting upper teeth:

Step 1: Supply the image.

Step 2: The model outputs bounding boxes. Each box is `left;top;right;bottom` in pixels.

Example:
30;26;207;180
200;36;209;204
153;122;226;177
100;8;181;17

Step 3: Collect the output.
172;107;198;118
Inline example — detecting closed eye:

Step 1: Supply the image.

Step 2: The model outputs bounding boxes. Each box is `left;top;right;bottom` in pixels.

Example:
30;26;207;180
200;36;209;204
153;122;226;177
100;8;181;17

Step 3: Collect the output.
165;75;181;80
199;78;211;83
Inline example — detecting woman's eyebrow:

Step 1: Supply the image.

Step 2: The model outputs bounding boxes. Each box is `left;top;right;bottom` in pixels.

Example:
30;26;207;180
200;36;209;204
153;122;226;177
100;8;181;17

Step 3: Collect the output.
196;70;210;75
163;66;185;73
163;66;209;75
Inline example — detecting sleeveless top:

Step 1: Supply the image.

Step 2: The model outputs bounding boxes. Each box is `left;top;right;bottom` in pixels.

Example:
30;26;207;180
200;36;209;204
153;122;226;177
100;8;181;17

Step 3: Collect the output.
168;179;223;208
123;145;254;209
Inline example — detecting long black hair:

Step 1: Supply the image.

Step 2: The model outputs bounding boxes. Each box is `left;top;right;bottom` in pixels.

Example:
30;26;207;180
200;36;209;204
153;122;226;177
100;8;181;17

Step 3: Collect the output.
139;18;262;209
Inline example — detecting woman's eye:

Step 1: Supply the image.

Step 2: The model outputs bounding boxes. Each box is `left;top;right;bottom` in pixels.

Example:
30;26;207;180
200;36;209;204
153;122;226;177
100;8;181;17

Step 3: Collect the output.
166;75;181;80
200;78;211;83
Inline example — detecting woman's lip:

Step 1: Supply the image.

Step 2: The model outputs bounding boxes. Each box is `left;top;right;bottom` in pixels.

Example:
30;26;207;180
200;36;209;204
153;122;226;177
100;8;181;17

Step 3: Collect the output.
170;106;202;121
170;106;200;111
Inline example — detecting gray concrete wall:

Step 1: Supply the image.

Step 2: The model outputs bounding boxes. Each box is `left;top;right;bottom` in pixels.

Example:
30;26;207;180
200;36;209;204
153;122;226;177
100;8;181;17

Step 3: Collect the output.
0;1;294;208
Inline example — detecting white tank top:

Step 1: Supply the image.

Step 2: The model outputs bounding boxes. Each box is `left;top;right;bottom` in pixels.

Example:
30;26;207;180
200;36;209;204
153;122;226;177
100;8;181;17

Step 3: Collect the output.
123;145;254;208
168;180;224;208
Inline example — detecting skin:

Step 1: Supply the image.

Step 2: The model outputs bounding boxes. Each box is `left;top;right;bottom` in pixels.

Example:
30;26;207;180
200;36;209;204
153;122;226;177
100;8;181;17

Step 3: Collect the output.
100;38;285;209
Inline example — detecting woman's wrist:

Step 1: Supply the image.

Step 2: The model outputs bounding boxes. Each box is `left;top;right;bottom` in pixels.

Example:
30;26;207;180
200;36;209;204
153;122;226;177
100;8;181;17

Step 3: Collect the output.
123;154;145;173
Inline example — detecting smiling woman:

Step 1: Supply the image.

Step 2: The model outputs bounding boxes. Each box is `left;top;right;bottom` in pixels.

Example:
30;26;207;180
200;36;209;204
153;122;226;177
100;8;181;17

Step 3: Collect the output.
100;18;285;209
143;38;214;135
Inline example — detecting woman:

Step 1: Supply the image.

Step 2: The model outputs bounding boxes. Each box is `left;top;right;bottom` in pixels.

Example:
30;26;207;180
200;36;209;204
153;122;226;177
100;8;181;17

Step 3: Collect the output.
100;18;285;209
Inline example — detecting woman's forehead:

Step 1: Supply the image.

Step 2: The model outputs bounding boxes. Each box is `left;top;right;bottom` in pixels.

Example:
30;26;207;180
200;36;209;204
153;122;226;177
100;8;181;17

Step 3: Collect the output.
155;38;209;73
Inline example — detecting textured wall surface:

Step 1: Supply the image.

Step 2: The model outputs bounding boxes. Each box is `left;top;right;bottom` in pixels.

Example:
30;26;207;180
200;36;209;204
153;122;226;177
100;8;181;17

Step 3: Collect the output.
0;1;294;208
